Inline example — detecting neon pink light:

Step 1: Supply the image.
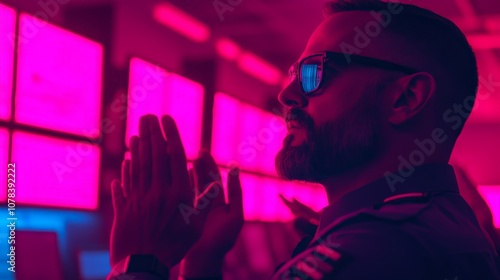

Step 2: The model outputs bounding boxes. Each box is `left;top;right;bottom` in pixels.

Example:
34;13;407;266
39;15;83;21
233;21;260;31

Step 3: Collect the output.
126;58;204;160
15;14;103;138
212;93;286;176
0;4;15;120
153;3;210;43
467;34;500;50
238;52;282;85
212;94;240;167
0;129;8;202
215;38;241;61
218;168;327;221
11;131;100;209
478;185;500;228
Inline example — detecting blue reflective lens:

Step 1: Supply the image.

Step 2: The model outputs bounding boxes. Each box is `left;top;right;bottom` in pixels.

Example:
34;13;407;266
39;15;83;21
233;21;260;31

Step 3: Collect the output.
301;64;320;93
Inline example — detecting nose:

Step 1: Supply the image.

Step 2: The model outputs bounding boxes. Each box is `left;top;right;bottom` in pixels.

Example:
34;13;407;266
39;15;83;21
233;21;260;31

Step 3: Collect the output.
278;80;308;108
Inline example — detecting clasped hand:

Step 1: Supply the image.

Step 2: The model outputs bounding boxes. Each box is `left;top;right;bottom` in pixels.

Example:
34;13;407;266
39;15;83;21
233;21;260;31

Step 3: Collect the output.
110;115;243;269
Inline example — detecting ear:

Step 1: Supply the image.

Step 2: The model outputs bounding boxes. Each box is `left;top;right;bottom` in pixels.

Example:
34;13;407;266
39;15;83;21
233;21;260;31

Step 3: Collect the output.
387;72;436;125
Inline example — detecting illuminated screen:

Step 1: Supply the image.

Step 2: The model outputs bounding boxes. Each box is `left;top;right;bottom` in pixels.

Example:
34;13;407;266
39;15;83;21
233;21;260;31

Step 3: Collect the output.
0;208;97;280
0;129;8;202
478;185;500;228
126;58;204;160
218;168;327;221
0;3;15;120
15;13;103;137
16;231;64;280
79;251;111;279
11;131;100;209
212;93;286;175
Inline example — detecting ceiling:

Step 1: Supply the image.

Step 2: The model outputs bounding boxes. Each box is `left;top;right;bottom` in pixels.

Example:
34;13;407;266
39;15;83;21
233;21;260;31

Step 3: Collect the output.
161;0;500;123
6;0;500;123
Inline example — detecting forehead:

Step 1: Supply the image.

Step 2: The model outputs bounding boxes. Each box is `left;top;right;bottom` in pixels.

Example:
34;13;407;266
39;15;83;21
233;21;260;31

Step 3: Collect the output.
299;11;416;66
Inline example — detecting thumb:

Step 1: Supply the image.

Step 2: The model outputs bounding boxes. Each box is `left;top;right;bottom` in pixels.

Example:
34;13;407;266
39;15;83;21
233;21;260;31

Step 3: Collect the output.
195;181;224;210
228;167;243;218
190;182;222;229
111;179;126;213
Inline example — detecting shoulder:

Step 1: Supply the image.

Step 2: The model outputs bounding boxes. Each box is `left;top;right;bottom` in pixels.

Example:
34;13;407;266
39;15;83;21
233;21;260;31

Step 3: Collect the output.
316;219;432;279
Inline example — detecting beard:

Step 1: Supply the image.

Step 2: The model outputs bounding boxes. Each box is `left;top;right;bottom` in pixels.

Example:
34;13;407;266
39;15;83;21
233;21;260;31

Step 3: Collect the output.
275;93;384;183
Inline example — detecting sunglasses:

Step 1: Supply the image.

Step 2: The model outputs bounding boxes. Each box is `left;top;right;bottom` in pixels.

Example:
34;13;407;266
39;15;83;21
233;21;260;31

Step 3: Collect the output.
288;51;418;95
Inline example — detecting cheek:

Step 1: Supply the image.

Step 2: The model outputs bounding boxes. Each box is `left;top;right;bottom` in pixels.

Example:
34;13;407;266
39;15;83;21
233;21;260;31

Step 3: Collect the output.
305;92;364;126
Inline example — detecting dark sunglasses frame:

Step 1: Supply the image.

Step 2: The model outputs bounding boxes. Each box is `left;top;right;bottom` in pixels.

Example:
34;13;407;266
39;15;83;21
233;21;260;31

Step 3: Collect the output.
288;51;419;95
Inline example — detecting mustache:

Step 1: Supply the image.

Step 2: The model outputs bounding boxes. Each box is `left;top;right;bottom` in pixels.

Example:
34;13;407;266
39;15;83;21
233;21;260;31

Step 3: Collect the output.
285;108;315;130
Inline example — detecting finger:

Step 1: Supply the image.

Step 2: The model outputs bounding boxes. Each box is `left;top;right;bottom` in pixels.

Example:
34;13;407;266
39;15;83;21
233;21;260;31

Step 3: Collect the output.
199;179;226;209
111;179;126;213
188;168;195;193
292;198;310;211
292;198;319;216
148;115;170;195
121;160;131;198
280;194;296;211
280;195;300;216
195;181;221;216
130;136;140;197
193;150;222;196
227;167;243;218
139;115;153;195
161;115;191;204
189;181;221;238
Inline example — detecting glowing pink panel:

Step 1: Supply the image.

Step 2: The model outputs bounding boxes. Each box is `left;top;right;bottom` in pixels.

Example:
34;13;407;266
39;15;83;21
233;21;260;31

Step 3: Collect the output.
153;3;210;42
0;4;15;120
15;14;103;137
478;185;500;228
218;168;327;222
212;93;286;176
215;38;241;61
11;131;100;209
126;58;204;160
0;129;8;202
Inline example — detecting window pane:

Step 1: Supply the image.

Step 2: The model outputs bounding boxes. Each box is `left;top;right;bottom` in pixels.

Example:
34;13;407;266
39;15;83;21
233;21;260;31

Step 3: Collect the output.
478;185;500;228
11;131;100;209
212;93;286;175
218;168;327;222
126;58;204;160
0;3;15;120
0;128;8;203
15;14;103;137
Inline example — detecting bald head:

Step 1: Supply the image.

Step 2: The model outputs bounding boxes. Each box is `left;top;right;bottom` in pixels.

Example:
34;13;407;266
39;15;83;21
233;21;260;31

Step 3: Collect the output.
303;0;478;137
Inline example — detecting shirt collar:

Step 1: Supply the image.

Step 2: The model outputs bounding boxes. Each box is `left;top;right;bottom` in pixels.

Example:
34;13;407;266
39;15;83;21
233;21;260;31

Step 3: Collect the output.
317;163;459;233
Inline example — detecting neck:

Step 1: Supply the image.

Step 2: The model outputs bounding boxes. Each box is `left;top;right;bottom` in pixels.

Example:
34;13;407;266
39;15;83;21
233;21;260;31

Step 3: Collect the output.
319;149;448;205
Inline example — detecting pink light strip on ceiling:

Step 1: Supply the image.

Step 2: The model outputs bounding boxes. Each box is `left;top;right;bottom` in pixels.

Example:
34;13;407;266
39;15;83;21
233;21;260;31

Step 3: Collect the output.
238;52;282;85
153;3;211;43
0;3;15;121
215;38;241;61
216;38;284;85
478;185;500;228
11;131;100;210
467;34;500;50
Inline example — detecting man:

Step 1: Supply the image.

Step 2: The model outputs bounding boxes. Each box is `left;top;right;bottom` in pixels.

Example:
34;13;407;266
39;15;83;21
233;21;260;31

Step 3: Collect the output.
108;0;500;279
